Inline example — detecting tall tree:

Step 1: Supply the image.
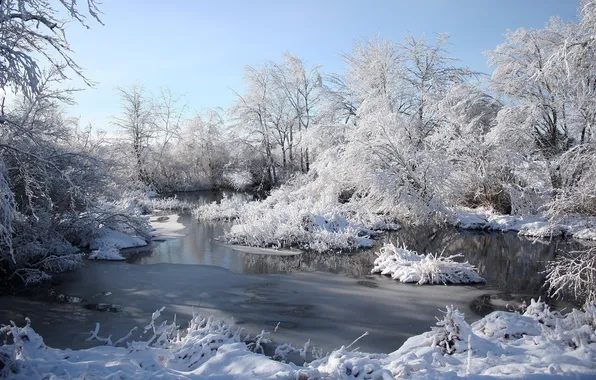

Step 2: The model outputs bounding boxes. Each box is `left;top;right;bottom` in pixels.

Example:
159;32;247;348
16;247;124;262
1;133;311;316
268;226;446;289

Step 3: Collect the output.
112;85;155;185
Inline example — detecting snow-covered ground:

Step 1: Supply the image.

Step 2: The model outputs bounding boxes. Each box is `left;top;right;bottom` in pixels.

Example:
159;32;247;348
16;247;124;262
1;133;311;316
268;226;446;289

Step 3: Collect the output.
455;207;596;241
372;243;485;285
86;228;148;261
2;300;595;379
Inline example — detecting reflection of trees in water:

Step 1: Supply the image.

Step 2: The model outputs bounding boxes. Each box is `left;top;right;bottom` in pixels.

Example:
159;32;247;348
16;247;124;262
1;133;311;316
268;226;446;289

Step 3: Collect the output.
240;250;378;278
241;227;590;297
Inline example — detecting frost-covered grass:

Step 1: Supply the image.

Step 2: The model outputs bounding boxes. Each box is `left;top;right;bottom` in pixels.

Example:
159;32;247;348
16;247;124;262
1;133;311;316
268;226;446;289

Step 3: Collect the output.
194;194;247;221
371;242;485;285
116;191;194;214
2;300;596;379
454;207;596;241
195;179;401;252
225;201;376;253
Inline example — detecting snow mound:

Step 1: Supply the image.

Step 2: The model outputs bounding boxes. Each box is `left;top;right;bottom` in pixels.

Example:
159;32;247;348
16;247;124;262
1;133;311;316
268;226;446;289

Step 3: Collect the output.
86;228;147;261
88;247;125;261
2;300;596;379
371;242;485;285
89;228;147;251
454;207;596;240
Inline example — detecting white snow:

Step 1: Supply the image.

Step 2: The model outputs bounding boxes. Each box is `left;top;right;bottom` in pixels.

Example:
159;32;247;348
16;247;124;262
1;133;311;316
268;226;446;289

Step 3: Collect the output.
86;228;148;261
2;300;595;379
88;247;125;261
455;207;596;240
89;228;148;251
149;214;186;240
371;242;485;285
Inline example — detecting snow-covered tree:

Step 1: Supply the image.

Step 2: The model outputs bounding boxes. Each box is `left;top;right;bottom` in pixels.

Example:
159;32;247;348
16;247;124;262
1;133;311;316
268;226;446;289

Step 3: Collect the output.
0;0;102;98
112;84;156;185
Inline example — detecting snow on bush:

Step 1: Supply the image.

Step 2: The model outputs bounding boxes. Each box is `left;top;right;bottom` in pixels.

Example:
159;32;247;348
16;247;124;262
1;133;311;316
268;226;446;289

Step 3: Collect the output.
2;300;596;379
223;169;254;191
116;190;194;214
371;242;485;285
194;194;248;221
224;201;375;253
195;177;401;252
545;247;596;304
454;207;596;241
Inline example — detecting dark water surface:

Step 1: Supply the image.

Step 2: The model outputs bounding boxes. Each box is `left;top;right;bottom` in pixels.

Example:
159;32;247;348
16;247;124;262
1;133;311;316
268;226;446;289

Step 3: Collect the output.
131;191;584;299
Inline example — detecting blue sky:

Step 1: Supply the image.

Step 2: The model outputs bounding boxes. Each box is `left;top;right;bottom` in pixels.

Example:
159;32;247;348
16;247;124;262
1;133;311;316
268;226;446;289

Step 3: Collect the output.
66;0;580;130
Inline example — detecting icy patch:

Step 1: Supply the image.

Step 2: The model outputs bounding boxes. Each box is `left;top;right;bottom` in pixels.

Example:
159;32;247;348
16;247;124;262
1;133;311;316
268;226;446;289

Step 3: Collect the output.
371;243;485;285
149;214;186;240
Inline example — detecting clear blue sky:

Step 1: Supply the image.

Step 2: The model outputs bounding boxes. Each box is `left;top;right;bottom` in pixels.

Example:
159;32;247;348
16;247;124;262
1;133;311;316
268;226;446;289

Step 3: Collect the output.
66;0;580;130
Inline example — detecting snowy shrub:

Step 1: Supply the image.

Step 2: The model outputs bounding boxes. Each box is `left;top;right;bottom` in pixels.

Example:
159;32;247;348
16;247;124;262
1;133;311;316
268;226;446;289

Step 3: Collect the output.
115;190;193;214
194;195;248;221
371;242;484;285
224;201;375;252
430;305;472;355
471;311;541;340
545;247;596;304
223;169;254;191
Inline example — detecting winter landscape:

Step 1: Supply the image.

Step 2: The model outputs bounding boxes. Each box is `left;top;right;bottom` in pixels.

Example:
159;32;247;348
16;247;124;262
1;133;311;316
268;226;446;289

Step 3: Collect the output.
1;0;596;379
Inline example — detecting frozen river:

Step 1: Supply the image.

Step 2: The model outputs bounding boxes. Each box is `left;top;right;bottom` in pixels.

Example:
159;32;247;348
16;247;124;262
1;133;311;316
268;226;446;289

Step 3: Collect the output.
0;191;582;356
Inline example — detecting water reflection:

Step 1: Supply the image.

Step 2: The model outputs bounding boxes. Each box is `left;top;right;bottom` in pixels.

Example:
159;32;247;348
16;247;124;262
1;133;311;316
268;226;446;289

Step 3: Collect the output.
129;191;587;299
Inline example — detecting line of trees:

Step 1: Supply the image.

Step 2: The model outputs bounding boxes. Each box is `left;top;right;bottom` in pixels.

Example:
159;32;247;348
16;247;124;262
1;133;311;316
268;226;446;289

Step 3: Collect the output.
113;0;596;223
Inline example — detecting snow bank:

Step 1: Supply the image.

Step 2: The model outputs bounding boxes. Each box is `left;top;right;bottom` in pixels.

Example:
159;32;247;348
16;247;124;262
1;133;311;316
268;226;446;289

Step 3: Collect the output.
455;207;596;240
86;228;148;261
371;242;485;285
88;247;125;261
149;214;186;240
2;300;595;379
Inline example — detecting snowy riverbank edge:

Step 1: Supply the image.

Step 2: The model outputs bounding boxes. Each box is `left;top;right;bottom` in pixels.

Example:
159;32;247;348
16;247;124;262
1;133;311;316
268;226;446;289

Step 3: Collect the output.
1;299;595;379
86;214;186;261
455;208;596;241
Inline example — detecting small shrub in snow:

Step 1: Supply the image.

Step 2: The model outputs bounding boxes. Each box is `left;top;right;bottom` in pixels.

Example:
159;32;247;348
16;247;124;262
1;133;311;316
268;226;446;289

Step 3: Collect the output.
545;247;596;304
430;305;472;355
371;243;484;285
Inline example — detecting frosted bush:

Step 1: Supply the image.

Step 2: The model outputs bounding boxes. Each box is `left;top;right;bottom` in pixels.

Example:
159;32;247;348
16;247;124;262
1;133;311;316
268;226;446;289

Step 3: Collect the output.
223;169;254;190
371;242;484;285
545;247;596;304
194;195;248;221
430;305;472;354
224;201;375;252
